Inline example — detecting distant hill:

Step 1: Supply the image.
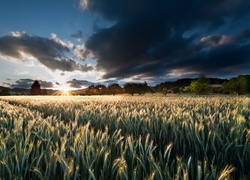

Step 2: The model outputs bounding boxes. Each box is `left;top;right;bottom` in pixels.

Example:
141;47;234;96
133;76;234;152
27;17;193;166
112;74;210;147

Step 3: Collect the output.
11;88;31;95
0;87;30;95
154;77;228;91
0;86;10;91
0;87;56;95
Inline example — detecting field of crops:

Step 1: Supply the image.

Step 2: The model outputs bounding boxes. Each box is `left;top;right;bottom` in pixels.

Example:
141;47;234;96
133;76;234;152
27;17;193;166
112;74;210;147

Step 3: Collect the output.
0;95;249;179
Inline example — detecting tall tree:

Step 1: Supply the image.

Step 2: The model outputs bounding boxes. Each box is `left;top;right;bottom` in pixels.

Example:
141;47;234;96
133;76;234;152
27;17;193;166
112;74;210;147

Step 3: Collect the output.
108;83;123;95
124;83;137;95
95;84;107;95
31;80;41;95
189;75;211;95
124;82;148;95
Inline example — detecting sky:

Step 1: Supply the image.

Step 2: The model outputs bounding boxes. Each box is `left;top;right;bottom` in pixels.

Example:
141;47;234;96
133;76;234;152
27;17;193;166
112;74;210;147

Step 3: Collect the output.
0;0;250;90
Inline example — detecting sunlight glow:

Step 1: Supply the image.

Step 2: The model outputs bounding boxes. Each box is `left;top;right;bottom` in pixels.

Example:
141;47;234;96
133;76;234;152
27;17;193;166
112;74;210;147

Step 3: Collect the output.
53;83;75;96
61;90;70;96
59;86;71;92
52;89;73;96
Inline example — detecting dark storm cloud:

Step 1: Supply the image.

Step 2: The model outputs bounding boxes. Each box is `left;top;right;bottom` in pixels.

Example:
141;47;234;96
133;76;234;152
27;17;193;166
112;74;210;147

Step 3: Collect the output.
169;44;250;75
67;78;125;88
39;80;54;88
83;0;250;79
102;80;119;85
0;32;93;72
200;29;250;47
10;79;34;89
10;79;54;89
71;30;84;41
66;79;95;88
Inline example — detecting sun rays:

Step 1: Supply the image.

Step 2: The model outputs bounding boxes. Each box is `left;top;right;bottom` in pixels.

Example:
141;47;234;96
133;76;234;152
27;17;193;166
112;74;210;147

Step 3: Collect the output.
51;89;75;96
51;84;74;96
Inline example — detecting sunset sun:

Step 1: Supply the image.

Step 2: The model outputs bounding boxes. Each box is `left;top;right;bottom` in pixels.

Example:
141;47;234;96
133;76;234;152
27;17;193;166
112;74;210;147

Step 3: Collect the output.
59;85;71;92
53;83;73;96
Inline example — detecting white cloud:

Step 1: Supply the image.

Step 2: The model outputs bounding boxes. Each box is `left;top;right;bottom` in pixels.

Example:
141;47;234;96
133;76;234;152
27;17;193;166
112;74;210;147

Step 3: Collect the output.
200;34;234;46
14;70;28;75
0;53;20;62
1;82;11;87
79;0;89;9
51;33;74;49
0;32;93;73
11;31;26;37
73;44;94;60
168;69;198;78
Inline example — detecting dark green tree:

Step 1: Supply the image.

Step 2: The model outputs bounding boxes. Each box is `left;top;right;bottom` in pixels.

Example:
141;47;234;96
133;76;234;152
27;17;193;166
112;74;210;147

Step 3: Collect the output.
138;82;148;95
0;89;11;96
221;75;250;95
162;88;168;95
189;75;211;95
31;80;41;95
171;86;180;94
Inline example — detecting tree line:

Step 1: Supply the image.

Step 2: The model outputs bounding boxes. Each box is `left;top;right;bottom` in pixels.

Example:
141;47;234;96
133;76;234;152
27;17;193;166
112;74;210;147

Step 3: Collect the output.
1;75;250;96
189;75;250;95
80;82;149;96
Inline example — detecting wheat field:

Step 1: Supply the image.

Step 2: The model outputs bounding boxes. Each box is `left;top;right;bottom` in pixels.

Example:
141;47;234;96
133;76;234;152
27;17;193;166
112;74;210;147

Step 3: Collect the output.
0;95;249;179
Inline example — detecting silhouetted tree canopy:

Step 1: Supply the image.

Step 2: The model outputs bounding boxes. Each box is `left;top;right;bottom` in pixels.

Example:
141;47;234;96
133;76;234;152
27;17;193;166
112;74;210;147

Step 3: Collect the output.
124;82;148;95
87;84;107;95
108;83;123;95
31;80;41;95
95;84;107;95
